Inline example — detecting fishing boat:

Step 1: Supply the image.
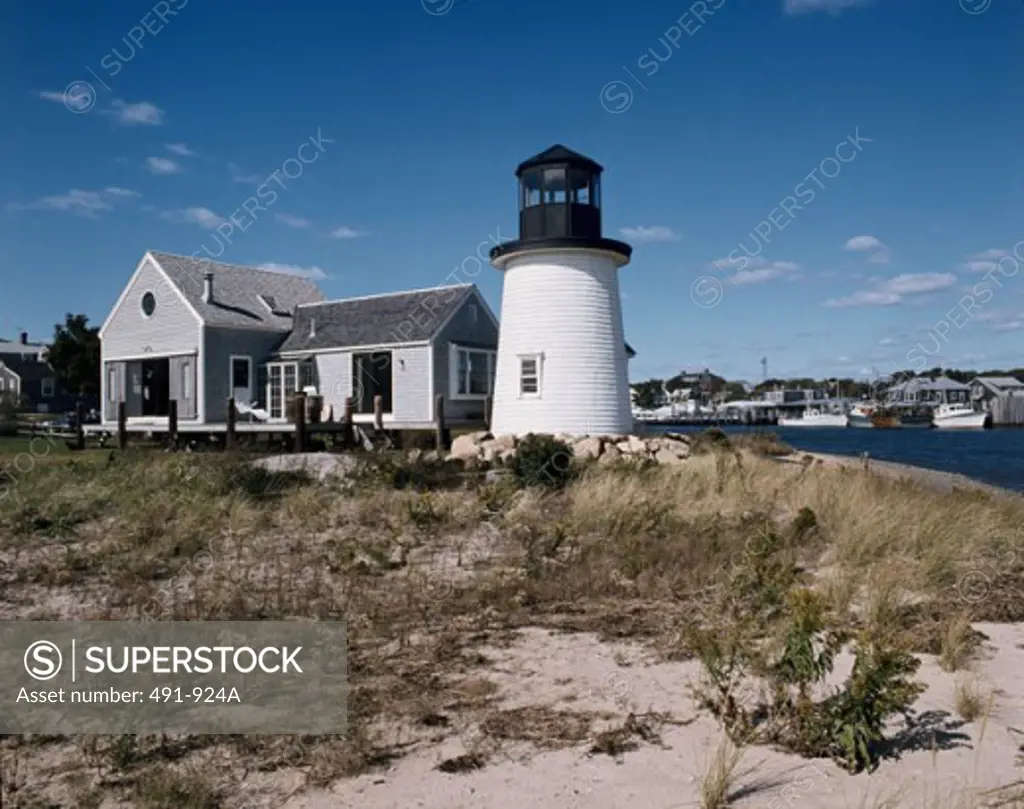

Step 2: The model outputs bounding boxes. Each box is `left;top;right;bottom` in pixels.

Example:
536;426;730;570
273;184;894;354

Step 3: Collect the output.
847;402;875;428
869;405;933;429
777;405;848;428
932;402;989;429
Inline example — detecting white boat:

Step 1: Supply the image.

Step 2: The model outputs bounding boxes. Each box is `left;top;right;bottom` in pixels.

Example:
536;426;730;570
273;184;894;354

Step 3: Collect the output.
847;403;875;428
932;402;988;429
777;406;848;428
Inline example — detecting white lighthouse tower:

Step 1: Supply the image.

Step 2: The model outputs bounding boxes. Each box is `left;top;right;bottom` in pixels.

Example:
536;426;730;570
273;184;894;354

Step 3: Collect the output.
489;145;633;437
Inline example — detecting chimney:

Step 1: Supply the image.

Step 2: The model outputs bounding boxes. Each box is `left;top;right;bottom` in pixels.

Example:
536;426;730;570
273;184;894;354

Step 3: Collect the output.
309;317;316;339
203;272;214;303
19;331;27;345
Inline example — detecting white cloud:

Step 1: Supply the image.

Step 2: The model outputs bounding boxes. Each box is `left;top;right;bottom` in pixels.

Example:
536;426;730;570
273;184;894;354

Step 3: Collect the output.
257;262;328;280
105;99;164;126
9;187;139;219
228;163;262;184
823;272;956;308
146;156;182;175
276;213;312;229
878;337;896;346
37;91;66;103
962;248;1009;273
160;207;226;229
619;225;681;243
330;226;368;239
843;234;890;264
710;256;801;285
165;142;194;156
784;0;875;13
993;320;1024;332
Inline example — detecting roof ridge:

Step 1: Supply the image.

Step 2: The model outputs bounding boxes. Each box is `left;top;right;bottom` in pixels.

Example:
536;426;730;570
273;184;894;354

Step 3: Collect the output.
297;283;473;308
149;251;324;284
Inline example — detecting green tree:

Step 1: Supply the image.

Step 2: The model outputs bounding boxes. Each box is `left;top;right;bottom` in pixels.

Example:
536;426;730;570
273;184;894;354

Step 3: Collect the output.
46;313;100;397
722;381;747;401
632;379;664;410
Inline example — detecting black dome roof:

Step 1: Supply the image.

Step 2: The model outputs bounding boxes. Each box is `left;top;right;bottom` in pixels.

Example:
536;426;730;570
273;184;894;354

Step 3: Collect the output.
515;144;603;177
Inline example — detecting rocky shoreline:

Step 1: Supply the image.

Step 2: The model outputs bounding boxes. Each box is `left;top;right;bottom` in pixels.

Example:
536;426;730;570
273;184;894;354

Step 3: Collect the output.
447;430;692;466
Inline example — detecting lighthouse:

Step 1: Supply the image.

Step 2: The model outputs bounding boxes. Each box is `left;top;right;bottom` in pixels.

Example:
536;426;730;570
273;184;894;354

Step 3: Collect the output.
489;145;633;437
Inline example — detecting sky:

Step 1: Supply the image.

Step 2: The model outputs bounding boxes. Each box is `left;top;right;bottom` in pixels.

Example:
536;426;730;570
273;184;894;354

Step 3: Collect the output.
2;0;1023;384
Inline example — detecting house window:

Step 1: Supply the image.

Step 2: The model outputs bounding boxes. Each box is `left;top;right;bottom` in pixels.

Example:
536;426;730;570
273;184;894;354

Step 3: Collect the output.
41;378;55;398
352;352;393;414
107;367;117;402
230;355;253;403
469;303;478;324
452;346;495;399
519;354;542;396
182;360;191;400
141;291;156;318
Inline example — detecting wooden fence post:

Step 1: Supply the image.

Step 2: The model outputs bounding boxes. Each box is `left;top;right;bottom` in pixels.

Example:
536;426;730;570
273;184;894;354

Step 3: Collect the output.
484;395;493;432
435;394;448;451
342;396;354;449
75;401;85;450
116;401;127;451
295;392;307;453
168;399;178;449
226;397;236;450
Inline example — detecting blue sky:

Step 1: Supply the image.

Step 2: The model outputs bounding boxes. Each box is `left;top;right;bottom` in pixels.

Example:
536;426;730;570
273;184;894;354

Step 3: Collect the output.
2;0;1023;383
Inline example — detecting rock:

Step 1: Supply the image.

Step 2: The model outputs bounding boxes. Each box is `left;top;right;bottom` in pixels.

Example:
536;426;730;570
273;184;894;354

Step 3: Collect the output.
407;448;424;462
655;448;686;465
615;441;632;454
599;445;622;465
626;435;647;454
482;445;499;463
450;433;485;460
572;436;603;460
491;434;517;451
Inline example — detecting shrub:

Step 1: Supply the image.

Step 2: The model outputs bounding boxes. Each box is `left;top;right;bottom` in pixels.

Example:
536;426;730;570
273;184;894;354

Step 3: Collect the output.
509;434;575;490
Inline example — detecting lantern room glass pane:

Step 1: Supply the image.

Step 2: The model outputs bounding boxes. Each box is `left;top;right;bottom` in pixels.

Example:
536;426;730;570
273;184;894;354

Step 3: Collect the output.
590;176;601;209
521;169;542;207
542;166;567;204
569;169;591;204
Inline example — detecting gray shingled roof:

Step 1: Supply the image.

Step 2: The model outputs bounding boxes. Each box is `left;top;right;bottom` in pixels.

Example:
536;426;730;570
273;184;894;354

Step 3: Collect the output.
973;376;1024;389
277;285;476;353
150;252;325;331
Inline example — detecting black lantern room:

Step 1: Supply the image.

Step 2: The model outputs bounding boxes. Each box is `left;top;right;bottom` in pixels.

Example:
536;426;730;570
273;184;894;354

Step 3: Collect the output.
490;144;632;265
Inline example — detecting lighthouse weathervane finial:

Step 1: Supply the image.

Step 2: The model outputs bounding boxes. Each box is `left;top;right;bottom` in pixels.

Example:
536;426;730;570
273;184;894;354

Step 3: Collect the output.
488;145;634;438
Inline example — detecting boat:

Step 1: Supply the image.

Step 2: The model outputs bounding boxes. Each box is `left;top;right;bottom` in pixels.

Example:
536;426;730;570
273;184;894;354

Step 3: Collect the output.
932;402;989;429
848;402;875;428
869;405;933;429
777;406;848;428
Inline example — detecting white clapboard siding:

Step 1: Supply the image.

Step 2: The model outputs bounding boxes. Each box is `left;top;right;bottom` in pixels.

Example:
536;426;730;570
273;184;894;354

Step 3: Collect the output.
491;249;631;436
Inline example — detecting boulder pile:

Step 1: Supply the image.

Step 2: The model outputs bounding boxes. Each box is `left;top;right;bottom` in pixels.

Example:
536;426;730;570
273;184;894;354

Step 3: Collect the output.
447;431;692;466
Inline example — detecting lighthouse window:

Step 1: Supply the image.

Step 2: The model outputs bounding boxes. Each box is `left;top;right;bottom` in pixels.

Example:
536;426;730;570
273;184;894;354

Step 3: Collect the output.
519;354;542;397
542;167;566;204
570;169;591;205
522;170;542;207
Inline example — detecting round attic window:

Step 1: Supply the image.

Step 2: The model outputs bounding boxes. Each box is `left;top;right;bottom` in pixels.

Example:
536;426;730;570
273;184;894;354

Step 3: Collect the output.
141;292;156;317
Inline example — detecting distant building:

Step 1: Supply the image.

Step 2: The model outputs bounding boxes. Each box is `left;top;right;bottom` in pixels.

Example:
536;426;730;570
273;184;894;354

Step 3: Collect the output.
970;376;1024;412
884;375;970;405
0;332;75;414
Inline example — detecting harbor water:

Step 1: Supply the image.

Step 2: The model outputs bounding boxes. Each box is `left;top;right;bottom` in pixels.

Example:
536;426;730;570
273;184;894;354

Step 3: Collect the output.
649;425;1024;493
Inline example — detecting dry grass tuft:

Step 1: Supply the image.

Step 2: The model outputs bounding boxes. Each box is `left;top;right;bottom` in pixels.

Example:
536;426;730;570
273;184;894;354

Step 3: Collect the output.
953;677;991;723
697;735;745;809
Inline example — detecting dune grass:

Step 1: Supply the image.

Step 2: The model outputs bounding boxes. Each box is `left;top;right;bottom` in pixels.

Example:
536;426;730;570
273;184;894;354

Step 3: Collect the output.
1;441;1022;806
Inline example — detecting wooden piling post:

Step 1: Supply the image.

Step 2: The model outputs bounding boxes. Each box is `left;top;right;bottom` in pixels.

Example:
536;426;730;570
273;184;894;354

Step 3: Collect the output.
342;396;354;448
435;394;448;451
373;395;383;431
484;395;493;431
116;401;127;451
168;399;178;449
295;392;307;453
75;401;85;451
226;397;236;450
